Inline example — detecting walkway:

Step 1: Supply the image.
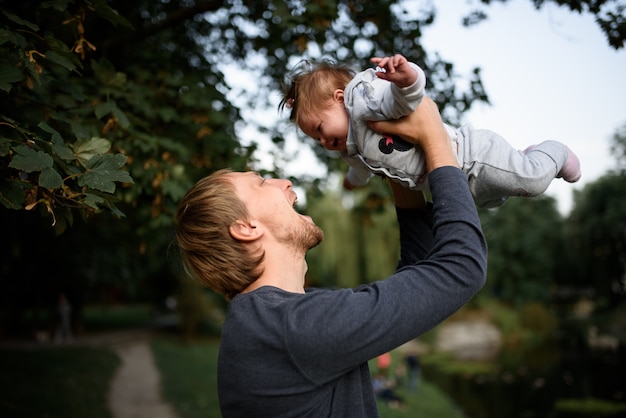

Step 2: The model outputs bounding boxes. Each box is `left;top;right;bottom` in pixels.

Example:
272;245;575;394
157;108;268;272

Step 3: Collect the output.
0;329;180;418
108;337;180;418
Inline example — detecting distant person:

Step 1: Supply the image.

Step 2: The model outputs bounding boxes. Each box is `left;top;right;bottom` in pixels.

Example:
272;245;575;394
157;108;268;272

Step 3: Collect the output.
377;352;392;376
174;97;487;417
405;353;421;392
372;373;405;410
54;293;73;343
280;54;581;208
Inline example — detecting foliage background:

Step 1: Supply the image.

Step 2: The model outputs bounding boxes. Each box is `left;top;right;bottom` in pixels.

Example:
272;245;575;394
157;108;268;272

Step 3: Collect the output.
1;0;625;340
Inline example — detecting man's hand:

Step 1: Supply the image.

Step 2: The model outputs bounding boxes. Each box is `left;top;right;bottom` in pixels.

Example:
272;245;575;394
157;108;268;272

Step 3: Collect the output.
371;54;417;88
368;97;458;173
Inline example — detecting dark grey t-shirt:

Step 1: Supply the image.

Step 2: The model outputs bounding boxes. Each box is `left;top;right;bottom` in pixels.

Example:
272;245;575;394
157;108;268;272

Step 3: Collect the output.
218;167;487;417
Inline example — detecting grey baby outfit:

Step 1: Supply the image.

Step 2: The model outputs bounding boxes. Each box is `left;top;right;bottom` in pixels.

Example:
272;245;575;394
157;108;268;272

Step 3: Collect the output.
342;63;570;208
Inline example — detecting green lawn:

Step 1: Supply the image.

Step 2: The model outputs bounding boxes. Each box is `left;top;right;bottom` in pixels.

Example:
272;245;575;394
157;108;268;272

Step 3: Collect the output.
83;304;155;331
0;332;466;418
0;346;119;418
152;336;467;418
152;336;222;418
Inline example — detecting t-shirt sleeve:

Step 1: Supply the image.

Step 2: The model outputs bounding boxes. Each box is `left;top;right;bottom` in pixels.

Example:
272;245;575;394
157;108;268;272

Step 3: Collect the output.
284;166;487;384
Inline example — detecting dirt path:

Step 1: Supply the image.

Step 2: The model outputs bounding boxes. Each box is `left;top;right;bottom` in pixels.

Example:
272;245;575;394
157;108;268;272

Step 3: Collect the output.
108;337;180;418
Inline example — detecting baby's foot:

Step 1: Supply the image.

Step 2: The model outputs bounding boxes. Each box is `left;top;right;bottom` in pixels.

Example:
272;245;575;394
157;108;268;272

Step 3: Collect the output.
557;147;581;183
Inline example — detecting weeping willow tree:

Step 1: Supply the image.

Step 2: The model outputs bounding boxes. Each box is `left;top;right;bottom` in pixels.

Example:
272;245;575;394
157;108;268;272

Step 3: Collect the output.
304;177;400;288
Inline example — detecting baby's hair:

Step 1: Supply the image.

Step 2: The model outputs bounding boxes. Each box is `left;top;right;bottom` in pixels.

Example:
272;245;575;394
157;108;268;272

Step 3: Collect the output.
279;59;355;125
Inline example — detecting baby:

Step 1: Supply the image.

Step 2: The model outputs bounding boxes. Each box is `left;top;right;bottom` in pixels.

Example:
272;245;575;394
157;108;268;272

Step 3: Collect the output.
279;54;580;208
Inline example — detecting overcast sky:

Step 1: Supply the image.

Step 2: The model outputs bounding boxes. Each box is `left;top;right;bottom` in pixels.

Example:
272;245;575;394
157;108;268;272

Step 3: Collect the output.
420;0;626;214
232;1;626;215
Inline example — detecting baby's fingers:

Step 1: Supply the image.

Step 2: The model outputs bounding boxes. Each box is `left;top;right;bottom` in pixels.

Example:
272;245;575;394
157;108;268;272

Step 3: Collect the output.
371;56;395;73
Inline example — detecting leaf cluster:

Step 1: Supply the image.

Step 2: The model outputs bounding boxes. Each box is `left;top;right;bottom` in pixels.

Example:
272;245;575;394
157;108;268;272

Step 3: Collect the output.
0;1;247;234
0;2;135;232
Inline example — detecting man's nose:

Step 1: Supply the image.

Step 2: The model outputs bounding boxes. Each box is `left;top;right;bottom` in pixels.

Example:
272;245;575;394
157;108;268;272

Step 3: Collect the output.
269;178;292;189
282;179;293;190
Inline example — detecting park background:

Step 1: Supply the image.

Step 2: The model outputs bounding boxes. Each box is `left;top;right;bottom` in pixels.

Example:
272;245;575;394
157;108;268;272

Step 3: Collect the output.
1;1;625;417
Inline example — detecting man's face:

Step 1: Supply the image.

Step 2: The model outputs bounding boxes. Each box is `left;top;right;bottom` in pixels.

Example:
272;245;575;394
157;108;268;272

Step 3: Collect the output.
228;172;323;251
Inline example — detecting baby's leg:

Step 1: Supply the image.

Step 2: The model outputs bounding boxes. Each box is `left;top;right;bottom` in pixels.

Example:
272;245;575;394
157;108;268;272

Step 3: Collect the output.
524;141;581;183
459;127;579;207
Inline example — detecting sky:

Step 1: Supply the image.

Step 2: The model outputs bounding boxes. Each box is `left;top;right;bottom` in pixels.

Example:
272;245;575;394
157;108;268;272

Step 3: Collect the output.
418;0;626;214
232;1;626;215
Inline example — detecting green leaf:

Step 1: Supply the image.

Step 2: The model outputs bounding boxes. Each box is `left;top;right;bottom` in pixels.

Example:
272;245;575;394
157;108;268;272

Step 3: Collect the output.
46;50;77;72
92;0;133;28
9;145;53;172
95;102;114;119
161;178;188;201
0;28;27;48
1;10;39;31
111;104;130;129
0;179;31;209
70;121;91;140
38;122;75;161
72;137;111;166
0;138;11;156
52;139;75;162
95;101;130;129
80;154;133;193
39;166;63;188
92;59;127;87
158;107;178;123
0;64;24;92
83;193;105;209
40;0;74;13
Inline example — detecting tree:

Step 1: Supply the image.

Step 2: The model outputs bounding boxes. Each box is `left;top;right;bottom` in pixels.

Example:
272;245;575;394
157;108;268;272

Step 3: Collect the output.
566;124;626;309
0;1;250;235
1;0;623;336
304;176;400;288
0;0;489;337
479;196;565;305
2;0;623;231
609;122;626;172
0;0;478;234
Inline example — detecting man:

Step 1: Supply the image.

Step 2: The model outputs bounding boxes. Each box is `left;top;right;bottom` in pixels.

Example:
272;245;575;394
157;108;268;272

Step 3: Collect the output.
174;97;487;417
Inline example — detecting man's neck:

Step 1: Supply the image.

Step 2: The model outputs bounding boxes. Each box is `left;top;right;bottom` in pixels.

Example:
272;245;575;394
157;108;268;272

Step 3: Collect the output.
241;244;308;295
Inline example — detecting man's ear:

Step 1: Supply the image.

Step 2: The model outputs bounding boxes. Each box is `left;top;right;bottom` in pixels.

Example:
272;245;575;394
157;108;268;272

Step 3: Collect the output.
229;220;262;242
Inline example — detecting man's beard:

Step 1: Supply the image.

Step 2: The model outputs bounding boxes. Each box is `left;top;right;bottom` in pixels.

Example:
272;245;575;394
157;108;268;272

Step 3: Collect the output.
301;221;324;251
278;216;324;252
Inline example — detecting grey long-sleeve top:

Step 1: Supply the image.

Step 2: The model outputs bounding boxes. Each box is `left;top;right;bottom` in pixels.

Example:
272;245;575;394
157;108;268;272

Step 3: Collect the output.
218;166;487;418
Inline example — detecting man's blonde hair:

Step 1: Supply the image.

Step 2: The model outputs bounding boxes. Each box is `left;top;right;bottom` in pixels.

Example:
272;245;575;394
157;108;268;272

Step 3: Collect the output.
279;60;355;125
174;169;264;300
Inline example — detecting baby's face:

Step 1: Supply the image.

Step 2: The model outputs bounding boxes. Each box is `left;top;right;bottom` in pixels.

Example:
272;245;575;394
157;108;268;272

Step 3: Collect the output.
299;100;349;152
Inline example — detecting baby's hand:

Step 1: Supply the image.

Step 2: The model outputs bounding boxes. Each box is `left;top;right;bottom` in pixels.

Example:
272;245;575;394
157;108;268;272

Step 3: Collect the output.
343;177;357;191
371;54;417;88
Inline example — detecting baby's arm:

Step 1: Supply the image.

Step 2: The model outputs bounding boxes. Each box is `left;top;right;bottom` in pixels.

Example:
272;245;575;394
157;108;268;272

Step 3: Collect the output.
344;164;372;190
371;54;418;88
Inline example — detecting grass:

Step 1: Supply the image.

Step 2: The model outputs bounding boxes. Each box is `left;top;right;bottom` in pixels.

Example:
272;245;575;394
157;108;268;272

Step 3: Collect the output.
369;351;468;418
152;336;222;418
0;346;119;418
0;334;466;418
153;336;467;418
83;304;154;331
376;382;467;418
0;300;468;418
